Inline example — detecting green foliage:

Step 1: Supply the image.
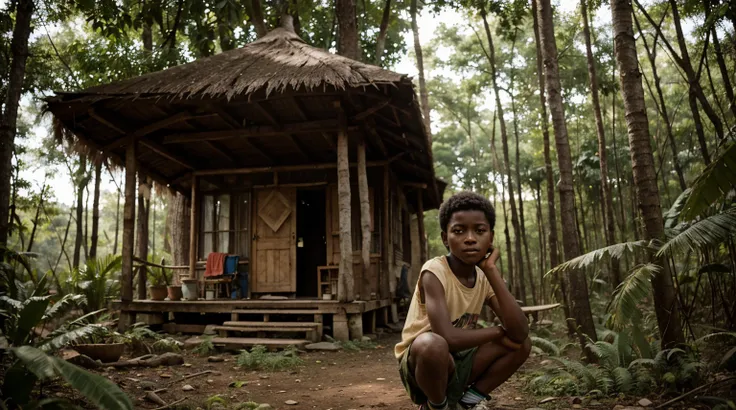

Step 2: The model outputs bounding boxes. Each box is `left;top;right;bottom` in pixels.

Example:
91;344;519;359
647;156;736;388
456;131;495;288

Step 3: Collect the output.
193;335;216;357
679;142;736;221
65;255;122;313
658;207;736;257
607;264;658;329
531;336;560;356
118;322;181;354
236;345;303;371
11;346;133;409
204;394;228;410
527;329;707;397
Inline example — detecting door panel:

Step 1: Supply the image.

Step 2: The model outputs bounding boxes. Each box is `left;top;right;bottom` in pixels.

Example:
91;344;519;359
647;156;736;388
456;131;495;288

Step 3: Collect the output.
252;188;296;293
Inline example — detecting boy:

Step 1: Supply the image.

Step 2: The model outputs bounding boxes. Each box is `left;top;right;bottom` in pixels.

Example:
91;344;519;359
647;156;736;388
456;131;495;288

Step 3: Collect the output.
396;191;531;410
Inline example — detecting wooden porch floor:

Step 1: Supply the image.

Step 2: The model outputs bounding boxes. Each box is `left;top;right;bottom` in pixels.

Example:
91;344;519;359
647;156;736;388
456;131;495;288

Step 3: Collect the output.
112;298;391;315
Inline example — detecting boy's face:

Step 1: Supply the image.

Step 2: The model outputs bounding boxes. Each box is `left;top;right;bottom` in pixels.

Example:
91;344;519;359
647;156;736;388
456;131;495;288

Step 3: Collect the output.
441;209;494;266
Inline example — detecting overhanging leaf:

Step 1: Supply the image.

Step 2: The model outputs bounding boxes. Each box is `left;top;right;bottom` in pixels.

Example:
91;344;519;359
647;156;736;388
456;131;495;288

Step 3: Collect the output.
657;207;736;257
607;264;659;330
14;297;51;346
680;142;736;220
12;346;134;410
547;241;652;277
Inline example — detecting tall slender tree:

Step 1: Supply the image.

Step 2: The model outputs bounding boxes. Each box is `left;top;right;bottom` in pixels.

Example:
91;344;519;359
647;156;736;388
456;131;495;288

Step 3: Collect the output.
611;0;685;348
480;5;526;302
580;0;620;285
632;11;687;191
0;0;34;247
89;160;102;259
411;0;431;138
536;0;598;360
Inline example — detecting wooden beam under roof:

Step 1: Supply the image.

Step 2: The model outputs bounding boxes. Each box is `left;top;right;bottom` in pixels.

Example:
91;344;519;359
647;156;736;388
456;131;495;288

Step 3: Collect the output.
90;107;197;170
209;104;275;163
163;120;353;144
290;97;336;153
96;109;205;151
251;101;310;161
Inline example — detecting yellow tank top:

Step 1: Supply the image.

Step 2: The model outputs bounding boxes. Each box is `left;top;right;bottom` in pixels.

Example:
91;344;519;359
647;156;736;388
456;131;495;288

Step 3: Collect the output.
394;256;495;359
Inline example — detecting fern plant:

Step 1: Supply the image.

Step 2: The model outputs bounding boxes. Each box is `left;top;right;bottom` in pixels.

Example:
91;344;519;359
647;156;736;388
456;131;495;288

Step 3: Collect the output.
236;344;302;371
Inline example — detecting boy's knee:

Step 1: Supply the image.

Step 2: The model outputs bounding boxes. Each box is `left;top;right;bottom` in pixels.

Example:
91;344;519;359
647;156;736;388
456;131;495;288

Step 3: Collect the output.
412;333;450;359
515;337;532;363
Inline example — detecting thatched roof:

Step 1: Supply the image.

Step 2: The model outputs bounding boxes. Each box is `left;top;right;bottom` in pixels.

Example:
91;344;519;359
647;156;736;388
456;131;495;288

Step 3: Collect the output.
46;17;444;209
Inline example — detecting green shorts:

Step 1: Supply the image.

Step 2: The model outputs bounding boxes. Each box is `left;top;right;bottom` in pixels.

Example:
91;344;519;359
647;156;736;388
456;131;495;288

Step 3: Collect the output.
398;340;478;406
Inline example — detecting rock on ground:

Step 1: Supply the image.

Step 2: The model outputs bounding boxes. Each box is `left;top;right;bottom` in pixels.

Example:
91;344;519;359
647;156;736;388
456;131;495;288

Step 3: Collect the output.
304;342;341;351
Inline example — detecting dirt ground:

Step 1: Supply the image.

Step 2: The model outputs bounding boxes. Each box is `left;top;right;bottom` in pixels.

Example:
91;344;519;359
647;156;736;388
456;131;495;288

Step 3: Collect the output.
78;332;719;410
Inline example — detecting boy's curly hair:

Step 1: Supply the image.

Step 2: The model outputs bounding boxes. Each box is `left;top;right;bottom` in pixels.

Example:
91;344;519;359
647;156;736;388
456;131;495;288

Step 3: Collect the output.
438;191;495;233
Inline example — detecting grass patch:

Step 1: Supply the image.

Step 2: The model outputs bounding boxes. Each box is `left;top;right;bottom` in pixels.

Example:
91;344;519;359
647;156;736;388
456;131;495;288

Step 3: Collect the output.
193;335;216;357
237;345;303;371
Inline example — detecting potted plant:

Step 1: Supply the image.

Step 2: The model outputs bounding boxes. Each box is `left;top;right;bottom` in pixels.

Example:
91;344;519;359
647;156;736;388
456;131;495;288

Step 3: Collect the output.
147;266;169;301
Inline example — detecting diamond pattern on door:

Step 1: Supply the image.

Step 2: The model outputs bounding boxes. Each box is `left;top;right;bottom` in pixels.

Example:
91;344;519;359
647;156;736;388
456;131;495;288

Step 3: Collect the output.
258;190;292;232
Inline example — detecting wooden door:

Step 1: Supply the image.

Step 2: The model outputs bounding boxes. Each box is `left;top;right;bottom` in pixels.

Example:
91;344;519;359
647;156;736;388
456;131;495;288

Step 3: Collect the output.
251;188;297;293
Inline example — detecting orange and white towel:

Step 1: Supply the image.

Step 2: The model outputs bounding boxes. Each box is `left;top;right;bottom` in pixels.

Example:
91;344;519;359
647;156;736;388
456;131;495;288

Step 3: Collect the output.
204;252;227;277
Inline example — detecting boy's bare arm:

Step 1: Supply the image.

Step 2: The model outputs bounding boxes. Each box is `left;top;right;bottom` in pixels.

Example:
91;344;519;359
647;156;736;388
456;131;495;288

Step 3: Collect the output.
483;265;529;344
422;271;506;352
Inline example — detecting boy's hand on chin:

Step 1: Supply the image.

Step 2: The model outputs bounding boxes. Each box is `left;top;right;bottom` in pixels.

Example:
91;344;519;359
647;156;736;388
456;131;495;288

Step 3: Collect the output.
477;246;501;274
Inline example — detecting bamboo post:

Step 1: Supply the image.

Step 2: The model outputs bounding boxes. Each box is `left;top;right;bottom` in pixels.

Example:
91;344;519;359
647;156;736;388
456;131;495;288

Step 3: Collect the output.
357;134;371;289
119;142;137;331
417;191;427;262
381;165;391;300
336;101;354;302
189;175;198;279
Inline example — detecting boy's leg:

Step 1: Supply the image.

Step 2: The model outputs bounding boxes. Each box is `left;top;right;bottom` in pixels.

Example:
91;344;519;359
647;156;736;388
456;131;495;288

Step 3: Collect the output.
467;337;532;394
407;333;456;406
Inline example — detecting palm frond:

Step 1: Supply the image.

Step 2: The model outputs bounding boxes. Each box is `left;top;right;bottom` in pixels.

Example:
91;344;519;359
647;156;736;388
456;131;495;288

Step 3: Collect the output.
680;142;736;220
42;294;86;321
607;264;659;330
531;336;560;356
40;324;107;353
658;207;736;257
547;241;651;276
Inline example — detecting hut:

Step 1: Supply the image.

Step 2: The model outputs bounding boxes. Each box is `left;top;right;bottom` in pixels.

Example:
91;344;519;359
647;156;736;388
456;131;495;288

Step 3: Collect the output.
46;17;444;346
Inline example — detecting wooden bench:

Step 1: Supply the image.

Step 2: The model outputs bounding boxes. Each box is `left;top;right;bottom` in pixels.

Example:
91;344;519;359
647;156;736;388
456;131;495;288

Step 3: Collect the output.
520;303;560;321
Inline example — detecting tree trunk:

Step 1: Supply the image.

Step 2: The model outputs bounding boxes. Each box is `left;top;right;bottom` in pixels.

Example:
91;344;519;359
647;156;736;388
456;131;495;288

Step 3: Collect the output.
411;0;431;139
375;0;392;65
73;155;87;269
537;0;598;359
611;0;685;348
121;144;137;305
535;181;546;304
136;176;150;300
0;0;34;247
490;111;515;293
90;161;102;260
710;25;736;118
169;192;190;266
509;50;536;305
581;0;620;284
26;183;47;253
531;0;560;275
667;0;724;140
114;186;121;255
247;0;268;38
357;135;371;278
633;13;687;191
481;7;525;303
611;71;627;240
336;106;354;302
336;0;360;60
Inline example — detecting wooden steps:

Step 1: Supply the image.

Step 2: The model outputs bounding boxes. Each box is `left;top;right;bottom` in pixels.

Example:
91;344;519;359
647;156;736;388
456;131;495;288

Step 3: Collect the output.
210;336;310;350
214;321;321;342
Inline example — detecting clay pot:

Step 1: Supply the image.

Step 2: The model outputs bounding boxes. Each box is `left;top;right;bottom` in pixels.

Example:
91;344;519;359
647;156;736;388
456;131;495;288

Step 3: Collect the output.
167;285;183;301
149;285;168;301
74;343;124;363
